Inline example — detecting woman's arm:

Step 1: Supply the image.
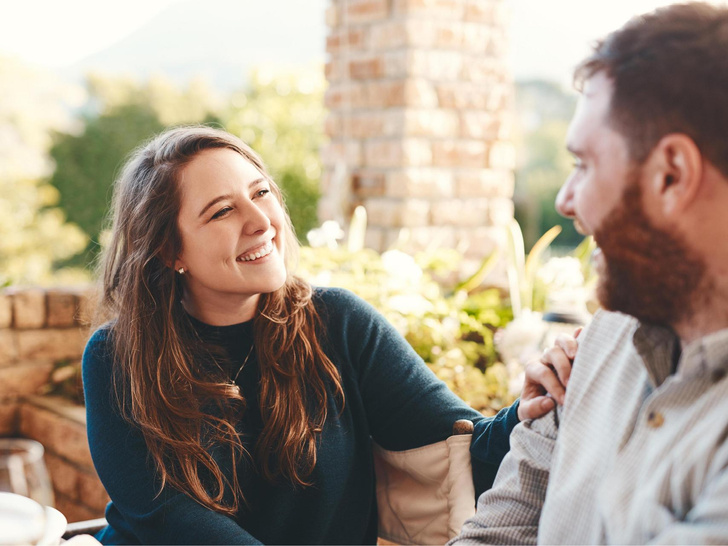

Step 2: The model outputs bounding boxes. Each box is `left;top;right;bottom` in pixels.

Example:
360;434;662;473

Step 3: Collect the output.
320;288;522;497
82;328;263;545
470;330;581;492
325;288;483;448
324;288;581;494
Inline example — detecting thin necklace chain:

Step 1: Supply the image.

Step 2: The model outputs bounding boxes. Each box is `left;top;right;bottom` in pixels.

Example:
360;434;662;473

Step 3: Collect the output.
232;343;255;384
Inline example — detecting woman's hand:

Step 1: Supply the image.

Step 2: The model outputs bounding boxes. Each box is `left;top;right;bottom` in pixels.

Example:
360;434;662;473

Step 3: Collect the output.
517;328;582;421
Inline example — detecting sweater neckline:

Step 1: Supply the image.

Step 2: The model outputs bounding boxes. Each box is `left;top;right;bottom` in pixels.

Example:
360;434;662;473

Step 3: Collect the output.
186;312;254;343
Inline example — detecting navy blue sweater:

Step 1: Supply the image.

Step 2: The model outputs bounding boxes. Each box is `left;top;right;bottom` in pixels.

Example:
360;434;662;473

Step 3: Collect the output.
83;287;518;544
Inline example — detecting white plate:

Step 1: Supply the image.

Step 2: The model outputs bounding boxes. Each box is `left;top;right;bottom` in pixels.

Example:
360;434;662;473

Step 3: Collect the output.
38;506;67;546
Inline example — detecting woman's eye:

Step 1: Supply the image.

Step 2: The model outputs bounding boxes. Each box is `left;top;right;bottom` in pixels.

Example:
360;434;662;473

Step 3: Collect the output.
572;159;585;172
211;207;232;220
255;189;270;198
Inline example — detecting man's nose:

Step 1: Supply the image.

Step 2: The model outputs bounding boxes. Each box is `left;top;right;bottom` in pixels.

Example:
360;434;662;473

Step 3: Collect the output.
555;177;576;219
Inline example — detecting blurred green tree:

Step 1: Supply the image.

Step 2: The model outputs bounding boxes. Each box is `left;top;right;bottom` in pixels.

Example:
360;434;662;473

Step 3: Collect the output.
513;80;582;251
49;103;164;266
48;74;220;267
0;56;88;285
223;65;325;240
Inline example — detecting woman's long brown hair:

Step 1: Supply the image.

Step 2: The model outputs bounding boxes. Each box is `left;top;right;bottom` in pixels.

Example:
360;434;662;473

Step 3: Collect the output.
98;126;344;515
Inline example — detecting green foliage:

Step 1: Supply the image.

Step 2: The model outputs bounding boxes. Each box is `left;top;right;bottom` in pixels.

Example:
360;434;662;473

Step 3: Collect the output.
513;80;583;250
297;246;515;414
49;104;165;266
85;73;222;127
223;66;325;240
0;56;89;285
506;220;564;315
48;74;220;268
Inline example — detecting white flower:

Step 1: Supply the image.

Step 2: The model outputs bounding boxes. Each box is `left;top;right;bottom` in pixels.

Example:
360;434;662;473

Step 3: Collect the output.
538;257;590;317
308;271;332;287
494;309;548;365
386;294;433;317
506;359;526;398
537;257;584;290
381;250;423;288
307;221;345;249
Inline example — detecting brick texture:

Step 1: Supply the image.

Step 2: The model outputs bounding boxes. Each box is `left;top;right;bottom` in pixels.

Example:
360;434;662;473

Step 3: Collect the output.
0;402;18;435
55;492;104;523
320;0;514;258
45;453;109;513
0;330;18;366
0;287;101;524
16;328;87;362
20;401;93;469
46;291;77;328
0;293;11;328
11;288;46;329
74;287;99;326
0;362;53;399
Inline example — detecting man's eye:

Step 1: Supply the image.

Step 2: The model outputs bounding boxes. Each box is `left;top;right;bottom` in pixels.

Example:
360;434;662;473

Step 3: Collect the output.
211;207;232;220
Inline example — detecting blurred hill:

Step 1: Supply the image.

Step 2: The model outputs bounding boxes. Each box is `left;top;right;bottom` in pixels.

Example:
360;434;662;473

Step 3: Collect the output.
64;0;326;92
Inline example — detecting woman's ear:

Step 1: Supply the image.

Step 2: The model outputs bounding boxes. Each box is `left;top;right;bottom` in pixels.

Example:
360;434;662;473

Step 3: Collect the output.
159;245;182;273
643;133;703;219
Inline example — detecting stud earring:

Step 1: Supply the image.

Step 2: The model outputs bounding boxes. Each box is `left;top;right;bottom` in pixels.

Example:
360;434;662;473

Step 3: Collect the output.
178;267;185;275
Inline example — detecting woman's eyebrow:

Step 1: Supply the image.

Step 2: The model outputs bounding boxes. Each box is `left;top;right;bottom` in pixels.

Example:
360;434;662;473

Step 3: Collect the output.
198;194;233;218
197;178;267;218
248;177;267;189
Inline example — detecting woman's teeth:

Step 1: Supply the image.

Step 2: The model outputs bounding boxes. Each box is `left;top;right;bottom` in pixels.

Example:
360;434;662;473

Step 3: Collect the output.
239;241;274;262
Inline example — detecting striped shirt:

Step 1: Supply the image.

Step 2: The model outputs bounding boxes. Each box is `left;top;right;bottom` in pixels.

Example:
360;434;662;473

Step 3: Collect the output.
452;310;728;544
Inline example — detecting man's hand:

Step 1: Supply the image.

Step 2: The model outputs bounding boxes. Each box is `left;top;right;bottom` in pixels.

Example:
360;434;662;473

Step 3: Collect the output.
517;328;581;421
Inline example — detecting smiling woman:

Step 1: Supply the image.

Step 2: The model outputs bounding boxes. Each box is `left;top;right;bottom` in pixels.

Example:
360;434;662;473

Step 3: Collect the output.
79;126;533;545
173;148;288;324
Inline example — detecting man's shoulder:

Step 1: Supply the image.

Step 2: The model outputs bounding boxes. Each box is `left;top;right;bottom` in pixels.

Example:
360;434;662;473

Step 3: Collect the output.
579;309;638;353
565;309;644;404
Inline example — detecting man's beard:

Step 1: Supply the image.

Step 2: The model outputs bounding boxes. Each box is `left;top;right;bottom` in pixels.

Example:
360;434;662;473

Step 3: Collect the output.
593;173;707;326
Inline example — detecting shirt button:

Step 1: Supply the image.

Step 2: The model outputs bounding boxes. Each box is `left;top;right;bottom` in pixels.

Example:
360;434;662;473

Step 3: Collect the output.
647;411;664;428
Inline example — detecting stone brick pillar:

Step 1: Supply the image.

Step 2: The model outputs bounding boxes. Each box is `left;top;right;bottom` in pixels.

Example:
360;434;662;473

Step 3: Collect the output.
321;0;515;260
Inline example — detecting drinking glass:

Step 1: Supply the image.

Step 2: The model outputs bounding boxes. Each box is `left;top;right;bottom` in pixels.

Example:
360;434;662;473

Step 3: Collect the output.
0;438;55;545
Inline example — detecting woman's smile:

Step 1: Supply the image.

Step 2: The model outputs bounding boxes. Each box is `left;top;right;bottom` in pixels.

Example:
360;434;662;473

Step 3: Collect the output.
237;238;275;262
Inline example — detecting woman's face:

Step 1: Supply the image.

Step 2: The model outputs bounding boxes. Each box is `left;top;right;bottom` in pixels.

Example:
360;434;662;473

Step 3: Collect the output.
174;147;287;324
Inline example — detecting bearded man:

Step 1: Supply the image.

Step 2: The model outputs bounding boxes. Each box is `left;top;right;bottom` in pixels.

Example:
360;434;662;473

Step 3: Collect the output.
450;2;728;544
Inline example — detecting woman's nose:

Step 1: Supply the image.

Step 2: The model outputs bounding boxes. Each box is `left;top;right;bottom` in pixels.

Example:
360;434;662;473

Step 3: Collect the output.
241;201;271;235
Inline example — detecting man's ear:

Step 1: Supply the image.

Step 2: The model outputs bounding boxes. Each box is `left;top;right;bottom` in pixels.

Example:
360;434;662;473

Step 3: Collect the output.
644;133;703;218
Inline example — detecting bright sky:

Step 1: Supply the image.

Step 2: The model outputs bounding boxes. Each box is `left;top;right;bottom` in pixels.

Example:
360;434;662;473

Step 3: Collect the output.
509;0;727;84
1;0;726;82
0;0;178;67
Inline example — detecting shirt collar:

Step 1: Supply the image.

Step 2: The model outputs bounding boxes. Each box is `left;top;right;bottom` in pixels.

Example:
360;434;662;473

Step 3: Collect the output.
679;327;728;382
632;322;679;388
633;321;728;386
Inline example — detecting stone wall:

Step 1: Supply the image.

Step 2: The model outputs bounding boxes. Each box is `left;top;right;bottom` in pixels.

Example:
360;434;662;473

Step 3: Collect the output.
0;286;107;522
321;0;515;262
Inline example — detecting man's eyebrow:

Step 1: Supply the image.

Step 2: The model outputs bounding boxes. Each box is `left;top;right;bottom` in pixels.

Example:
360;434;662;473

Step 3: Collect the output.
566;145;585;157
